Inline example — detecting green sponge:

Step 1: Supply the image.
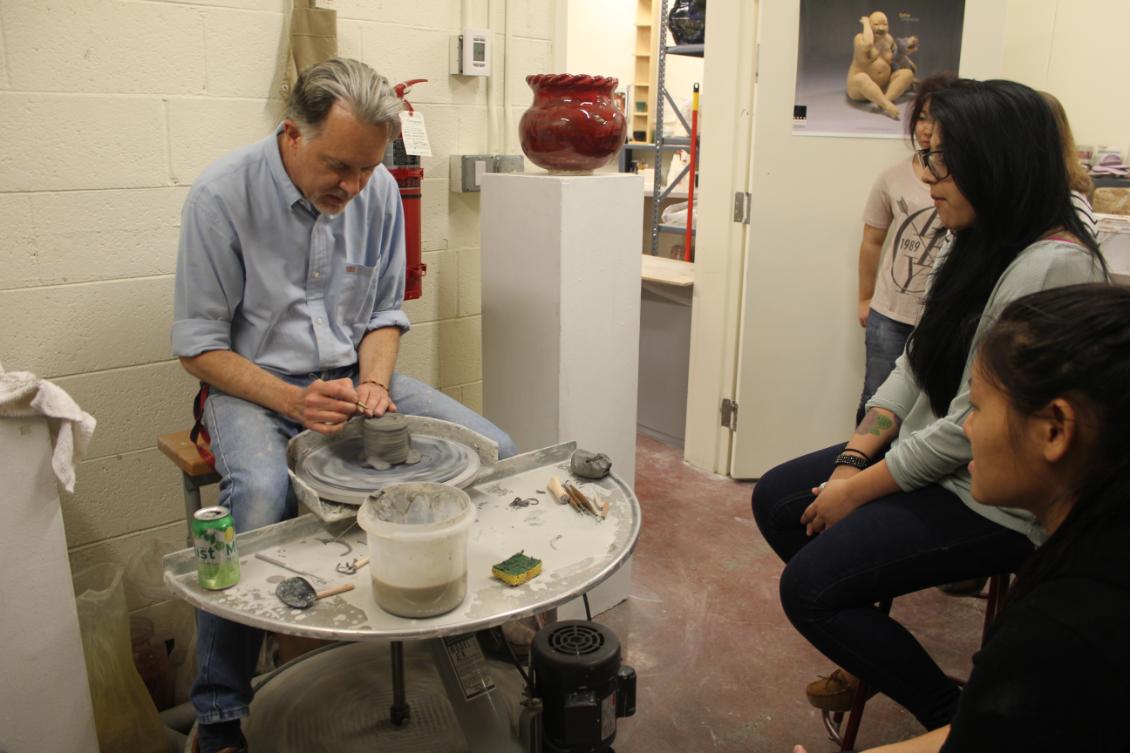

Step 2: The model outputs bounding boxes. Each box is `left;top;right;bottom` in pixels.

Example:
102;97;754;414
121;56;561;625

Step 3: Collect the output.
492;551;542;587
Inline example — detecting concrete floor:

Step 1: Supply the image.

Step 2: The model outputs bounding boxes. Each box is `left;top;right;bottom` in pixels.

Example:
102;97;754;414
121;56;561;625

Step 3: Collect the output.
597;434;991;753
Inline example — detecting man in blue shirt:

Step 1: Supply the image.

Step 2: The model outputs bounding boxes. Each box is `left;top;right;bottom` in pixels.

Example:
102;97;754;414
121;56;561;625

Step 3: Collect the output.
172;58;516;753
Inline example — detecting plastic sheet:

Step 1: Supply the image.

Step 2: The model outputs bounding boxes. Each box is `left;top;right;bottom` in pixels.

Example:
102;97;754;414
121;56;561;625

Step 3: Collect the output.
73;562;167;753
124;539;197;706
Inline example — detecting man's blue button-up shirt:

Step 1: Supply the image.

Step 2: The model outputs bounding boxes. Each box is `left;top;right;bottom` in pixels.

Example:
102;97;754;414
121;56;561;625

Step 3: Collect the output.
171;125;409;377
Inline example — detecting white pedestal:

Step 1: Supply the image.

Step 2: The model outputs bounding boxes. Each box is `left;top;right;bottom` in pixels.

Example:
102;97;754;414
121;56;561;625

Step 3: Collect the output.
481;172;643;617
0;418;98;753
481;172;643;485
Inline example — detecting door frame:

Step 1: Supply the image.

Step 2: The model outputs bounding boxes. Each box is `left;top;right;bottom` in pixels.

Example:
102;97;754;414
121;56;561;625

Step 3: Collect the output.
681;0;759;475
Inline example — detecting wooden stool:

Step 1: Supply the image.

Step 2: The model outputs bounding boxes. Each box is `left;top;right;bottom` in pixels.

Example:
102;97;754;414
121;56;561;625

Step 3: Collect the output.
823;573;1012;750
157;430;221;546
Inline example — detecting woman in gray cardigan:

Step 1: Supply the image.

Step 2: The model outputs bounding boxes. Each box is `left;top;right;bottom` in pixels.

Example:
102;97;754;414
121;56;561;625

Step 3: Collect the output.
751;78;1107;731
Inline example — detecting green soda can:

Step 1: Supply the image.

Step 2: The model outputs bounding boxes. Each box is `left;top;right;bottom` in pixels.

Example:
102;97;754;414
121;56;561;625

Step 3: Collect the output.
192;506;240;590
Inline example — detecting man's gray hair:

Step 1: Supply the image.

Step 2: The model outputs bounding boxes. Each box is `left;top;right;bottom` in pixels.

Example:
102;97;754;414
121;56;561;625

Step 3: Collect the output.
285;57;403;138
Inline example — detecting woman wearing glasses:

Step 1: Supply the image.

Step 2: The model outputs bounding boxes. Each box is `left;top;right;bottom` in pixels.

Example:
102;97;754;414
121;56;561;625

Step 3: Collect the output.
752;79;1107;733
854;73;954;425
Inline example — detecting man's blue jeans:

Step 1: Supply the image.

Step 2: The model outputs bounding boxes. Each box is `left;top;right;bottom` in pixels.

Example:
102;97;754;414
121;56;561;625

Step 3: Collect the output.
190;368;516;724
856;309;915;425
751;444;1033;731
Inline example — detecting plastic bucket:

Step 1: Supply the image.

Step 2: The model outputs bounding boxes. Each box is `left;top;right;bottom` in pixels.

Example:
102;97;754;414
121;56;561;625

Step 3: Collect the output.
357;482;476;618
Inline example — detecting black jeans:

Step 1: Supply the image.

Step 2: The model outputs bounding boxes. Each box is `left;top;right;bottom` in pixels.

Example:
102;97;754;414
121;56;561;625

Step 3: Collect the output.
751;444;1033;730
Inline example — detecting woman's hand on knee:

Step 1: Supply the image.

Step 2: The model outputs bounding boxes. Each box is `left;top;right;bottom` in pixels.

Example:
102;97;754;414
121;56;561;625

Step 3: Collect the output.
801;479;864;535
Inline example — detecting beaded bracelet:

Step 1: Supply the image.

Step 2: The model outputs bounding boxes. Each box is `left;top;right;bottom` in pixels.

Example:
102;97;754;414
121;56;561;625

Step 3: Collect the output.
840;447;871;462
833;452;869;470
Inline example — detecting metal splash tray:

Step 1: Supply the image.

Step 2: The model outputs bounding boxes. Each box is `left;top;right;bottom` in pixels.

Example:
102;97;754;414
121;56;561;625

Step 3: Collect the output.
164;441;641;641
287;415;500;522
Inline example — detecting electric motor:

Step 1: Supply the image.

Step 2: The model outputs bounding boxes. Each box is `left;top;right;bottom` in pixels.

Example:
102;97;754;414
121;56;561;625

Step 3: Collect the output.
530;620;636;753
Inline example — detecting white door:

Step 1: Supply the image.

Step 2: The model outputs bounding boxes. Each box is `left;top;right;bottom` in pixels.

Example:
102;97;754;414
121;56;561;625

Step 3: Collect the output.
678;0;758;474
728;0;1010;479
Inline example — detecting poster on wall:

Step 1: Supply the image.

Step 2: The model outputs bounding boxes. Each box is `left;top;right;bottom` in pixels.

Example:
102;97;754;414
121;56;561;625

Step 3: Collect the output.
792;1;965;138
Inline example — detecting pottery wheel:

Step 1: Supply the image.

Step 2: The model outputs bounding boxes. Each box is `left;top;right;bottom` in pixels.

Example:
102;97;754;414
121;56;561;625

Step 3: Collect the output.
296;429;480;506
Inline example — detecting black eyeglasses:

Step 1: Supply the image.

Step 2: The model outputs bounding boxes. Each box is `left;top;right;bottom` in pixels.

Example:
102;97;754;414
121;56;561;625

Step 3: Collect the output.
917;148;950;181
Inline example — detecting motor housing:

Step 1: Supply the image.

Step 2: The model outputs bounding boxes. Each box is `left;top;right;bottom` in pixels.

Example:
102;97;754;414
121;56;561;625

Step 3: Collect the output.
530;620;636;753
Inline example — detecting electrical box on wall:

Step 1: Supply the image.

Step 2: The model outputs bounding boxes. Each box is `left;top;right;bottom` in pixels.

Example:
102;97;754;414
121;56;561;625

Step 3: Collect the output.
449;28;491;76
450;155;492;192
450;154;525;192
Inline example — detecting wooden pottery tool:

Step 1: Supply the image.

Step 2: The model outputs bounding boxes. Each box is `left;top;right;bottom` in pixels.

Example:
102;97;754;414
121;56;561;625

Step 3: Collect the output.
547;476;572;507
275;577;354;609
563;480;601;517
335;555;370;575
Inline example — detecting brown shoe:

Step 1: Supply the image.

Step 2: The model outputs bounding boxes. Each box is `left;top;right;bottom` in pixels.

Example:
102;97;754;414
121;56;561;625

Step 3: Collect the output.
805;669;860;712
937;577;989;596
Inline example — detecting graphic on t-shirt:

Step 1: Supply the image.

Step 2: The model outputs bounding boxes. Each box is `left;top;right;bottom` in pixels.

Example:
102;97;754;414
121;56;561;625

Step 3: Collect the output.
888;205;945;295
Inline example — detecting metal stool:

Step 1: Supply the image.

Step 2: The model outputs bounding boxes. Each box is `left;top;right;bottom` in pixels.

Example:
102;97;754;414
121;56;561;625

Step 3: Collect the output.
823;573;1012;750
157;430;221;546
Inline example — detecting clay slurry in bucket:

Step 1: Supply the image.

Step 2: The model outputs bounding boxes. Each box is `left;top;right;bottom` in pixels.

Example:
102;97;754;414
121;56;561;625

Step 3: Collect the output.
357;483;475;618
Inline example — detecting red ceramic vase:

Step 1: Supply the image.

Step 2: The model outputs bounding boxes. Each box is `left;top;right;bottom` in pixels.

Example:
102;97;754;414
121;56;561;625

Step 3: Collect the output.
519;74;627;173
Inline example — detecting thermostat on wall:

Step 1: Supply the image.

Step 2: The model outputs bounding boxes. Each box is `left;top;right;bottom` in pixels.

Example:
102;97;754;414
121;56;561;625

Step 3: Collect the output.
450;28;491;76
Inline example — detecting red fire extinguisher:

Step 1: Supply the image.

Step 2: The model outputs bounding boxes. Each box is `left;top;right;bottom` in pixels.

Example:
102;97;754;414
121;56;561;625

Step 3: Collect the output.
391;79;427;300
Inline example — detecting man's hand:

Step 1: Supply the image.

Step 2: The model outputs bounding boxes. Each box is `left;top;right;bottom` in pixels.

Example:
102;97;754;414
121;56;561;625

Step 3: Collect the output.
356;381;397;418
801;478;864;536
859;299;872;328
293;378;362;434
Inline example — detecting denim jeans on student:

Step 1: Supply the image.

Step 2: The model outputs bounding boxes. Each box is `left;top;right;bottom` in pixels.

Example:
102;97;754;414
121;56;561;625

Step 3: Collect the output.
191;367;517;724
856;309;915;425
751;444;1033;731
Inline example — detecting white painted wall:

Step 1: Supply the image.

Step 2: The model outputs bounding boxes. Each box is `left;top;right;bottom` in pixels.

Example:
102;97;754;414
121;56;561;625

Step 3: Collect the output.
1002;0;1130;155
0;0;557;639
563;0;635;85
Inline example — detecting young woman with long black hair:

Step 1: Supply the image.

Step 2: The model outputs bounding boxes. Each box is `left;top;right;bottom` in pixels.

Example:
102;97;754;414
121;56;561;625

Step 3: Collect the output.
751;79;1108;731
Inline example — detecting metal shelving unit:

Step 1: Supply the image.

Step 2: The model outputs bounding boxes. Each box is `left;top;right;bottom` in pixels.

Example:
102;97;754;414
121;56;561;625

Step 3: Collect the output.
649;0;703;256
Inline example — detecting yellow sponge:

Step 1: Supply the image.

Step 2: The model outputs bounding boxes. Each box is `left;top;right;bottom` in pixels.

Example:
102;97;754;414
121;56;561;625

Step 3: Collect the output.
492;551;542;587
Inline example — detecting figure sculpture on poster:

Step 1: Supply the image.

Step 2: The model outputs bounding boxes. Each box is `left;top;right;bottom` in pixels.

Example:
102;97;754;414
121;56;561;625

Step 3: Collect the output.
893;35;920;76
846;12;915;120
792;0;965;138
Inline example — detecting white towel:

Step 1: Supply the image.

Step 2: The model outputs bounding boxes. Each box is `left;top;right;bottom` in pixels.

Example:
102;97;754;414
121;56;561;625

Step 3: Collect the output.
0;363;96;493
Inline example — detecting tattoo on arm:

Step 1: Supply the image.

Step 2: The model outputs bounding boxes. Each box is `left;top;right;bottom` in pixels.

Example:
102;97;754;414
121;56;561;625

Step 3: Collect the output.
856;411;894;437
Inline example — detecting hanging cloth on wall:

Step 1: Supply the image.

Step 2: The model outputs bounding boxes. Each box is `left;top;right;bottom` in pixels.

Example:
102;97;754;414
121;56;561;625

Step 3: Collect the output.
282;0;339;96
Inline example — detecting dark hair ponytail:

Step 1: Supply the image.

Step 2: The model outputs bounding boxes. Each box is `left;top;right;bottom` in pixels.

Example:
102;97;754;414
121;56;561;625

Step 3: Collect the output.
906;80;1103;416
977;284;1130;600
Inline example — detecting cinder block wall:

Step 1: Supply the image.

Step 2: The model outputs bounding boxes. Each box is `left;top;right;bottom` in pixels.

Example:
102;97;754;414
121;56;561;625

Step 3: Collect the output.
0;0;554;634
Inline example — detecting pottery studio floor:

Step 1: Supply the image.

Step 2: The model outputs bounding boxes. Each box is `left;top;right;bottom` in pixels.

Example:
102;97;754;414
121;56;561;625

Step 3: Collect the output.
597;433;991;753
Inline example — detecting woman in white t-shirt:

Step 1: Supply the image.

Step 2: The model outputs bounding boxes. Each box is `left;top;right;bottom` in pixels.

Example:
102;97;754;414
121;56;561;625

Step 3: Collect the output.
1042;90;1097;238
855;74;956;423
